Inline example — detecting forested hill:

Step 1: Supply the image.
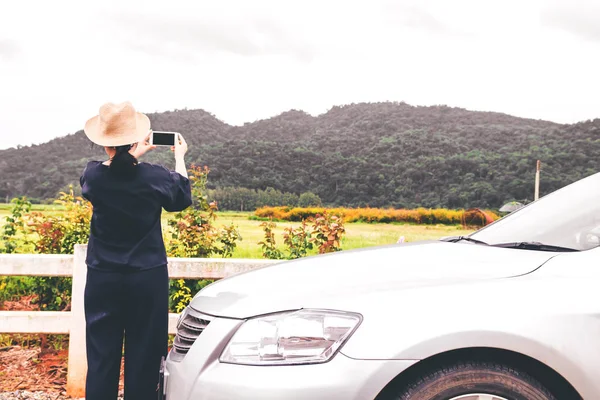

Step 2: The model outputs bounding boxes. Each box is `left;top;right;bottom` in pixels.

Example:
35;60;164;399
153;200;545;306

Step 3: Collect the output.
1;102;599;209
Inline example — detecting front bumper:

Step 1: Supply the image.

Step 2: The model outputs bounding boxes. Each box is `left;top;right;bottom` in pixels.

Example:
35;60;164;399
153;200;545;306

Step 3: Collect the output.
163;315;416;400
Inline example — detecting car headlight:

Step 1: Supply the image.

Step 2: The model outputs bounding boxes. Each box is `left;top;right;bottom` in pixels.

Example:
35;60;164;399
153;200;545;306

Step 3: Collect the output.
220;309;362;366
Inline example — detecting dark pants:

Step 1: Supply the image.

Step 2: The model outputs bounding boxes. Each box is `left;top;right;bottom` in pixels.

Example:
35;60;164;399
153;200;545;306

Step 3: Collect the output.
84;265;169;400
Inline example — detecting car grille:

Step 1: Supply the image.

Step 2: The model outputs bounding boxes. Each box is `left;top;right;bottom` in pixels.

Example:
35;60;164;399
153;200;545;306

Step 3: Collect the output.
171;308;211;362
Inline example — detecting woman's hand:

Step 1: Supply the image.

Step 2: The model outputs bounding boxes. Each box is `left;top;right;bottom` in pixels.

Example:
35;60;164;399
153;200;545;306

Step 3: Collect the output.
173;134;189;178
171;134;188;159
132;131;156;159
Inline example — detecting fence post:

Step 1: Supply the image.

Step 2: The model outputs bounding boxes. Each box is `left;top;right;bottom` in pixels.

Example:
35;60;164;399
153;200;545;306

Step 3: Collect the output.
66;244;88;398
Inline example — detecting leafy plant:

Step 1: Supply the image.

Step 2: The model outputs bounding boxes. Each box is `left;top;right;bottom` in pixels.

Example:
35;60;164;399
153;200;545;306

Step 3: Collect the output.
0;193;82;349
311;212;346;254
5;187;92;311
54;187;92;254
168;165;242;259
258;220;284;260
167;165;242;312
0;198;38;315
1;196;32;254
218;224;243;258
260;213;347;259
0;277;37;303
29;277;73;311
27;186;92;254
283;220;313;259
170;279;193;313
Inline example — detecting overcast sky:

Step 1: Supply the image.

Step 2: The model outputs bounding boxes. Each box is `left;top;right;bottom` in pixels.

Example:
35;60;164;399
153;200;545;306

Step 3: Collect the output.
1;0;600;149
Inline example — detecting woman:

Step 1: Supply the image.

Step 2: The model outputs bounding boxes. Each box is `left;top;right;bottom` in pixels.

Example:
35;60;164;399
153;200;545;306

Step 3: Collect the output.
79;101;192;399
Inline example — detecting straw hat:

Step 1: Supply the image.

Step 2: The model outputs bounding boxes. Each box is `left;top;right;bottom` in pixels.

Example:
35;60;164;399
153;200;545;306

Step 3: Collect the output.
84;101;151;147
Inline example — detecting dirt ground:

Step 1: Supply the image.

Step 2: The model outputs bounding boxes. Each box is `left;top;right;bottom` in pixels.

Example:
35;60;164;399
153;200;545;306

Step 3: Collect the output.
0;346;68;394
0;347;126;399
0;297;126;398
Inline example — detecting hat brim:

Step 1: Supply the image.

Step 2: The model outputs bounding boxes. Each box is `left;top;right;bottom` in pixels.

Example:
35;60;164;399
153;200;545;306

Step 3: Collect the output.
84;113;151;147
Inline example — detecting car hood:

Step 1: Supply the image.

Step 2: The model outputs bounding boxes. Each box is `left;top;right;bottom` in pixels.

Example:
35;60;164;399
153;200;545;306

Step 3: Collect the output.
190;241;558;319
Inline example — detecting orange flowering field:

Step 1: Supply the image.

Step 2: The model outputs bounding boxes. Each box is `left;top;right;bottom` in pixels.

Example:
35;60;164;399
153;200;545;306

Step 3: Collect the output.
254;207;499;226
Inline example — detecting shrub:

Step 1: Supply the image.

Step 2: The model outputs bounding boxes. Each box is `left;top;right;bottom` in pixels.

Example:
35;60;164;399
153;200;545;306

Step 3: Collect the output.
297;192;322;207
167;165;242;311
258;212;346;259
0;275;37;303
255;206;498;226
311;212;345;254
258;220;284;260
283;220;313;259
27;186;92;255
0;188;91;312
1;196;32;254
167;165;242;259
462;208;498;228
170;279;193;313
28;188;90;311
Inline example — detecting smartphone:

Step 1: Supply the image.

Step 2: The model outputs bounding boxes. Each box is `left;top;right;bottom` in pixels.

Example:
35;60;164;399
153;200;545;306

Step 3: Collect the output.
150;131;179;146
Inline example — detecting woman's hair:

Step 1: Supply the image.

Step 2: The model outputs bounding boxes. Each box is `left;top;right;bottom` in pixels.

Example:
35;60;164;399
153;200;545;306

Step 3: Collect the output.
110;144;138;178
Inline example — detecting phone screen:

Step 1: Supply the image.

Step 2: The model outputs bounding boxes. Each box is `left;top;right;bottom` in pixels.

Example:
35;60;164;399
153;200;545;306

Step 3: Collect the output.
152;132;176;146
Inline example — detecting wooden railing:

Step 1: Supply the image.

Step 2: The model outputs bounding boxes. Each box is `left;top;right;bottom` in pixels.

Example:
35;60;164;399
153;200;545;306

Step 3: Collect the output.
0;244;276;397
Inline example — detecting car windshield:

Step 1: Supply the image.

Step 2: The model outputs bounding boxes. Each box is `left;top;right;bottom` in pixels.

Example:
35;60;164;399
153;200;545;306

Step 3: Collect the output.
469;172;600;251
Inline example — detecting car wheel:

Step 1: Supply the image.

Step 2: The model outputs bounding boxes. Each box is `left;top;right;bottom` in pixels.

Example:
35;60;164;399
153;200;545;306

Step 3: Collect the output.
390;361;556;400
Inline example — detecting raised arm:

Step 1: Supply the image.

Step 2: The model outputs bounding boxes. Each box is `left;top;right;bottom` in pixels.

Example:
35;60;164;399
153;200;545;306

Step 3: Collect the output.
173;134;188;178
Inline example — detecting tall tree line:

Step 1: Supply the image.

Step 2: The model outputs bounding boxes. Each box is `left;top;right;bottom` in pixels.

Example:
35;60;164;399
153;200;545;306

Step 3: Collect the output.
1;103;598;209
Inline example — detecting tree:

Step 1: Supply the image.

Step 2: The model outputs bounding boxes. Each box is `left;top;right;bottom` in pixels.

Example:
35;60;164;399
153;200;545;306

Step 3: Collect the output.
298;192;322;207
2;102;598;209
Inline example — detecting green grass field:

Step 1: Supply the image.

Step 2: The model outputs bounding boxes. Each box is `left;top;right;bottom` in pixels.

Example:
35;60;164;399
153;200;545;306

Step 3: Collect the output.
168;211;475;258
1;207;475;259
0;203;65;211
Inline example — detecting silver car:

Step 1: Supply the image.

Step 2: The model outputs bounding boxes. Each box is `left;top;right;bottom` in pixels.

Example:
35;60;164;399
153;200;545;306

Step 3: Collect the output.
163;172;600;400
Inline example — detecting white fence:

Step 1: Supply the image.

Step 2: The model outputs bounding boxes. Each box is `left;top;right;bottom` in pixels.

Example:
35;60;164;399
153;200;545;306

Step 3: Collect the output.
0;244;276;397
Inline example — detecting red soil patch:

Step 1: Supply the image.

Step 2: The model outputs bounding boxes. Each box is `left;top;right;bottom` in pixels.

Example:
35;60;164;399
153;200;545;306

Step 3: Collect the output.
0;347;68;393
1;297;169;396
0;295;40;311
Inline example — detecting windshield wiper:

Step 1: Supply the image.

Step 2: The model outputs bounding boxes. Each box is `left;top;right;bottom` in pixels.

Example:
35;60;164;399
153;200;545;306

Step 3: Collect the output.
440;236;489;246
491;241;578;252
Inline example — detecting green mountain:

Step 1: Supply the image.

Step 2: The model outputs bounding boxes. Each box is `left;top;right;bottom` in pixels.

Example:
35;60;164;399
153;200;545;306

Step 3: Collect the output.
1;102;599;209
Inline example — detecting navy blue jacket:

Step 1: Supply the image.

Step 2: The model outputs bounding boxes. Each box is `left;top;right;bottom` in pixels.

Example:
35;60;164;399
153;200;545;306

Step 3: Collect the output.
80;161;192;270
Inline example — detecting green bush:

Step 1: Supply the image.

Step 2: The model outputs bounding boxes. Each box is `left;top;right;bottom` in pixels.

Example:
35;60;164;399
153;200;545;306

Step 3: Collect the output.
298;192;322;207
166;165;242;312
258;212;346;260
0;195;76;311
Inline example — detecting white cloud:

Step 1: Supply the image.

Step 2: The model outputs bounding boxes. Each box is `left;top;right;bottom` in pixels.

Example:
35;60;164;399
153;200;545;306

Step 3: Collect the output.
541;0;600;42
1;0;600;150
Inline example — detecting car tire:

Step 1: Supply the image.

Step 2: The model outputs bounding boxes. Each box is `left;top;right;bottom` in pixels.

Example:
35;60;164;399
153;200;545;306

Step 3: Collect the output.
389;361;556;400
